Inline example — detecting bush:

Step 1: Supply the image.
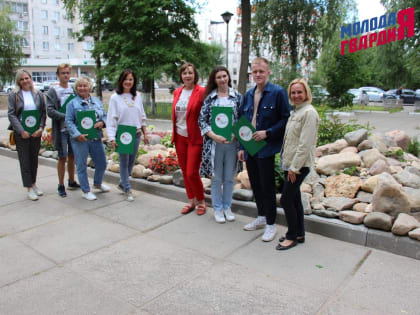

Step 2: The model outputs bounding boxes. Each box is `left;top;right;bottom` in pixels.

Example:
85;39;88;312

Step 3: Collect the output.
407;137;420;157
325;93;353;109
274;153;285;192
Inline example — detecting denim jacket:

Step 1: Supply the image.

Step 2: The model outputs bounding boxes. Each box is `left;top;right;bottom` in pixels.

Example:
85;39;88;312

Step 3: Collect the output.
65;95;107;139
240;81;291;158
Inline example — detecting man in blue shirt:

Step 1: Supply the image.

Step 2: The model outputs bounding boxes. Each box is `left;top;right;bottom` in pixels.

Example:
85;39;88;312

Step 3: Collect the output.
238;57;291;242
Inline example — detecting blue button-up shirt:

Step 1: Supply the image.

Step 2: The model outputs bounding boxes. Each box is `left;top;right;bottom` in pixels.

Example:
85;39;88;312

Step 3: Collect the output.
240;81;291;158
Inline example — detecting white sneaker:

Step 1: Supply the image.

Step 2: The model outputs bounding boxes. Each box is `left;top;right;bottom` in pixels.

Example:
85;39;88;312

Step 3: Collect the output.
223;208;235;221
94;184;110;193
261;224;277;242
214;210;226;223
27;189;38;201
243;216;266;231
32;185;43;196
126;191;134;202
82;191;97;201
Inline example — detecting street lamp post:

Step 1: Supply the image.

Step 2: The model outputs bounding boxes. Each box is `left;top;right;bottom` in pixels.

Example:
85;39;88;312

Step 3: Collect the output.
221;11;233;70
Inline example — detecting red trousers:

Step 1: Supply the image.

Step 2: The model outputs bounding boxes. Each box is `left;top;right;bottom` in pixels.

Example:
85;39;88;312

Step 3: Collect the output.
175;134;204;201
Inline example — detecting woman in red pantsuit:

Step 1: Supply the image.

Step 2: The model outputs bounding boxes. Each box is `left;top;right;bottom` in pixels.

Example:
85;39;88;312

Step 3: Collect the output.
172;63;206;215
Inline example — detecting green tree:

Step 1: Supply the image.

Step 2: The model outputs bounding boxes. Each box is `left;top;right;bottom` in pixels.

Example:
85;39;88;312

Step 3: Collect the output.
238;0;251;96
0;6;23;85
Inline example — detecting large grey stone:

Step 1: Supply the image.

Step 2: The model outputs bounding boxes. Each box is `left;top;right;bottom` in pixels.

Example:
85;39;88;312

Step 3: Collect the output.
339;211;367;224
233;189;254;201
363;212;393;231
328;139;349;154
408;228;420;241
312;209;339;218
149;134;162;145
391;213;419;236
356;191;373;203
393;168;420;189
368;159;391;175
406;166;420;178
311;182;325;203
322;197;358;211
357;139;373;151
361;148;386;168
402;186;420;212
344;129;368;146
372;173;411;217
302;192;312;214
315;152;361;175
172;169;184;187
360;175;379;193
159;175;173;185
385;130;410;151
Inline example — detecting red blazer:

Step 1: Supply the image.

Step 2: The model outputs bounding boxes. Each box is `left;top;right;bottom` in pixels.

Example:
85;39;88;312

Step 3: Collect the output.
171;84;205;145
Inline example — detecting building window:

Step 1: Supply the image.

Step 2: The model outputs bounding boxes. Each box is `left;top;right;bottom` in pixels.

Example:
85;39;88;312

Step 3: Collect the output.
42;41;49;50
10;2;28;14
54;26;60;36
67;28;73;38
55;0;59;5
42;25;48;35
41;0;47;4
233;68;237;75
68;43;74;51
32;72;57;82
55;42;61;50
53;11;60;21
41;10;48;19
19;38;29;47
15;20;29;31
83;41;93;50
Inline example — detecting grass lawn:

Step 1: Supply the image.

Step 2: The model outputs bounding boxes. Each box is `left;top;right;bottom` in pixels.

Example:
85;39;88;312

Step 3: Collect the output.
314;104;403;114
144;102;172;119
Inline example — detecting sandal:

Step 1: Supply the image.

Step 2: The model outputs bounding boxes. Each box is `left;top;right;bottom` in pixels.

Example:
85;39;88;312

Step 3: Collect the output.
196;204;206;216
278;236;305;244
181;204;195;214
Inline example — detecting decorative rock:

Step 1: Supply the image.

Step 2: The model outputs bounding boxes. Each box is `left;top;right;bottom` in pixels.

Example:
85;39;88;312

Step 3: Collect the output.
147;175;161;182
360;175;379;193
172;169;184;187
159;175;173;185
372;173;411;217
322;197;358;211
385;130;410;151
408;228;420;241
237;170;251;189
315;144;330;157
386;157;402;167
353;202;369;213
365;203;373;213
390;165;403;174
363;212;393;231
357;139;373;151
411;160;420;171
391;213;419;235
143;168;153;178
313;209;339;218
201;177;211;189
303;168;320;185
146;144;167;151
300;183;312;193
137;150;169;167
356;191;373;203
311;202;325;210
41;150;55;158
393;169;420;189
328;139;349;154
311;182;325;202
368;159;391;176
402;187;420;212
340;146;358;154
344;129;368;146
406;166;420;178
302;192;312;214
339;211;367;224
325;174;361;198
110;163;120;173
131;165;145;178
361;148;386;168
233;189;254;201
149;134;162;145
315;152;361;175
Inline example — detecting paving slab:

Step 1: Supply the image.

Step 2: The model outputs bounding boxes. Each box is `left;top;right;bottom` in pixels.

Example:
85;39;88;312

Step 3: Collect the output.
0;197;81;236
94;191;184;232
15;213;138;263
142;261;328;315
0;267;136;315
0;237;55;287
148;211;263;259
321;249;420;315
67;234;215;307
227;229;370;295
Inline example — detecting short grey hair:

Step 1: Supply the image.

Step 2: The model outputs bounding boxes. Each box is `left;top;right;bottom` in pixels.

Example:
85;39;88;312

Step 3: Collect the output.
74;76;92;92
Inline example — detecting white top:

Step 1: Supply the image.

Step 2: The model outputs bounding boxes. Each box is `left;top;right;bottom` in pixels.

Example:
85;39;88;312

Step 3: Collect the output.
216;96;234;107
54;85;74;131
106;92;147;141
175;88;193;137
22;90;36;110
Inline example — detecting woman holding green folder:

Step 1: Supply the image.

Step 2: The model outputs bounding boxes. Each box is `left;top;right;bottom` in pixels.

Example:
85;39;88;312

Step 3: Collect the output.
107;69;148;202
8;69;46;201
198;66;242;223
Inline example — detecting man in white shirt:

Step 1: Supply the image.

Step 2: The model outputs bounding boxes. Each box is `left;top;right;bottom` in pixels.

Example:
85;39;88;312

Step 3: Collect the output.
46;64;80;197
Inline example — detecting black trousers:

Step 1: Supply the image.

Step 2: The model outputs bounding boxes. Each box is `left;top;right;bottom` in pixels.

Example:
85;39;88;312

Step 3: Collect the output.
280;167;310;240
14;132;41;188
246;155;276;225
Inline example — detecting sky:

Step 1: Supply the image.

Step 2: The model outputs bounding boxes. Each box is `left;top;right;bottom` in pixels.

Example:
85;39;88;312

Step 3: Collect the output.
198;0;386;23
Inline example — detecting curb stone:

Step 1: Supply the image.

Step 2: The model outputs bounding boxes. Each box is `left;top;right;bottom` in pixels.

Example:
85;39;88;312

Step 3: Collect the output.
1;147;419;260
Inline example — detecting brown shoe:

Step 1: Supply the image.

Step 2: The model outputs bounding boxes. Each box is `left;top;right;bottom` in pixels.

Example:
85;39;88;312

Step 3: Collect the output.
181;204;195;214
196;204;206;215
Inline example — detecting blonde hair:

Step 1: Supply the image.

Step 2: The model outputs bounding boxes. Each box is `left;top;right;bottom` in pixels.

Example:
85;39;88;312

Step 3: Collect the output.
57;63;72;74
74;76;92;92
288;78;312;105
251;57;270;68
14;69;35;93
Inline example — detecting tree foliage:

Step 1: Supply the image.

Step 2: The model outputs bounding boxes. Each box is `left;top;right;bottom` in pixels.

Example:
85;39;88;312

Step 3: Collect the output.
0;6;23;84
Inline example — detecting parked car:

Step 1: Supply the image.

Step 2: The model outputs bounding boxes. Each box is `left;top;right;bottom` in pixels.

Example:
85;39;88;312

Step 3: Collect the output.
42;80;59;92
383;89;417;104
2;83;15;93
358;86;384;102
348;89;368;106
33;81;44;91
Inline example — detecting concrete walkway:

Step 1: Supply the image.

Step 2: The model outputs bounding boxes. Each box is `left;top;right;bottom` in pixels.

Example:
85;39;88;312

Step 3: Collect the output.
1;154;419;314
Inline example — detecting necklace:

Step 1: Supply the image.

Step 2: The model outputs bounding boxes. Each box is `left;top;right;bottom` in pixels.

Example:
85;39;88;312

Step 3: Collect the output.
122;94;135;107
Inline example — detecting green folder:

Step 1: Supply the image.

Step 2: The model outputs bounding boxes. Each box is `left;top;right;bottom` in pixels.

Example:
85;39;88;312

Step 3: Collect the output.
76;110;97;139
116;125;137;154
59;94;75;113
232;116;266;156
211;106;233;141
21;109;40;135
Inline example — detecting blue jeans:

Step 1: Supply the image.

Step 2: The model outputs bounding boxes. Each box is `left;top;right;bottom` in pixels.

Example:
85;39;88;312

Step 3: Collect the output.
70;138;107;193
57;131;74;158
211;142;237;211
119;135;141;192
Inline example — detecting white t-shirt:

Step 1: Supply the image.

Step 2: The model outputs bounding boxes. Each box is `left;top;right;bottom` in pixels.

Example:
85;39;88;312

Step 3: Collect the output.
54;85;74;130
106;92;147;141
175;88;193;137
22;90;36;110
216;96;234;107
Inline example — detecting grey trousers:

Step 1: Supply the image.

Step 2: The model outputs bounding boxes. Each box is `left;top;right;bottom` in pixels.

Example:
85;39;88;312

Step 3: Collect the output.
14;132;41;188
